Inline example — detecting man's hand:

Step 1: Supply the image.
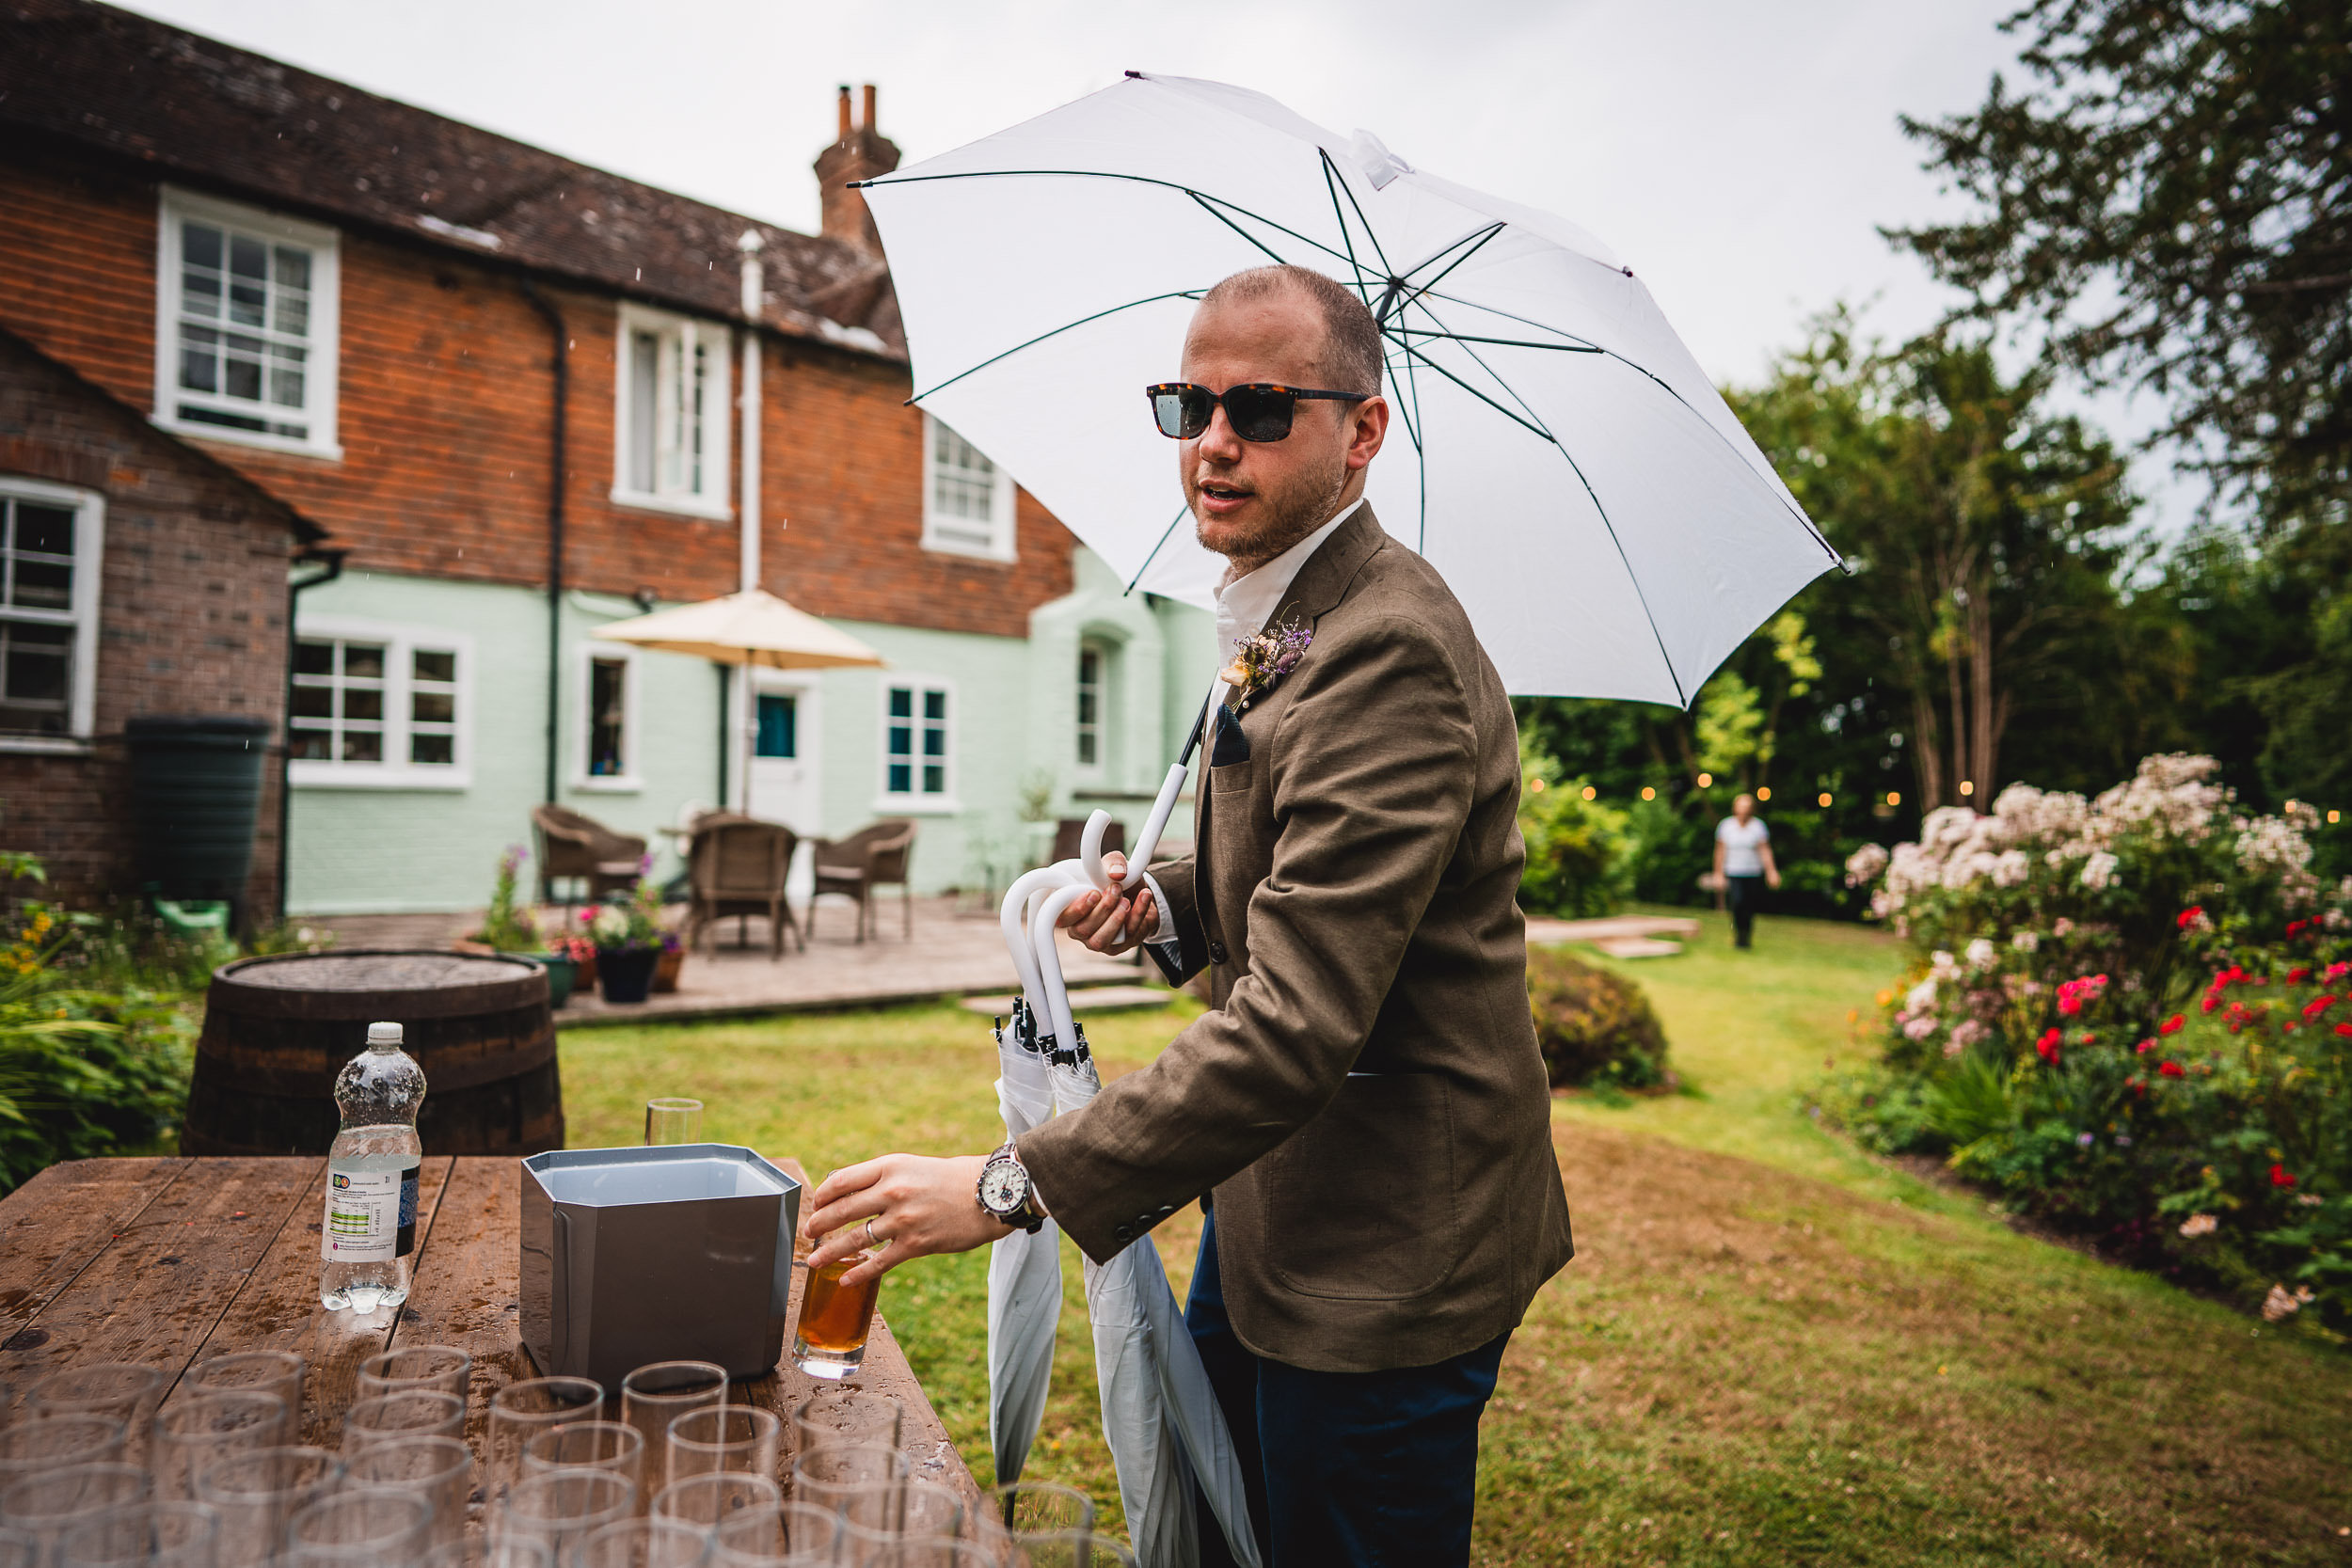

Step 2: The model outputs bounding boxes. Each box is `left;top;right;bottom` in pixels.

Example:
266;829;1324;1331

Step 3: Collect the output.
1055;850;1160;956
1766;869;1783;890
802;1153;1013;1289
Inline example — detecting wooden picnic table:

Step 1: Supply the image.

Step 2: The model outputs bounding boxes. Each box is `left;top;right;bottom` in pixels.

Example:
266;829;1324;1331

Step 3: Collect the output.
0;1156;979;1521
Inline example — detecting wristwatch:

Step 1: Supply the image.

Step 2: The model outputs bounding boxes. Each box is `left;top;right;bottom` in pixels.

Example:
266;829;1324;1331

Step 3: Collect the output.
977;1141;1046;1234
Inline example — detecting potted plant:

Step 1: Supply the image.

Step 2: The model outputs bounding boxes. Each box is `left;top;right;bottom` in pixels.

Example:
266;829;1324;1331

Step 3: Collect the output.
462;847;575;1006
653;928;686;994
586;866;666;1004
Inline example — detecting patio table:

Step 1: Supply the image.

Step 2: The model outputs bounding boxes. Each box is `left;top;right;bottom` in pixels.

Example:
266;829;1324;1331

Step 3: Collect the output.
0;1156;979;1523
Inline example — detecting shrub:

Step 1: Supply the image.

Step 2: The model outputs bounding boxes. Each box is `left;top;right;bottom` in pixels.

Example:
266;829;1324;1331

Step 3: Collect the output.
1527;945;1670;1089
469;845;541;952
1836;752;2352;1331
1518;731;1629;918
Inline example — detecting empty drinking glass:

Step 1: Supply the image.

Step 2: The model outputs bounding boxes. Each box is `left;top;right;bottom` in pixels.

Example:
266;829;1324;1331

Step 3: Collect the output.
154;1392;290;1501
27;1368;167;1464
617;1365;723;1498
708;1503;838;1568
0;1417;124;1485
985;1482;1093;1539
57;1501;221;1568
0;1463;151;1562
520;1422;644;1501
186;1354;307;1445
663;1408;778;1487
356;1349;471;1413
565;1518;709;1568
194;1446;345;1568
787;1390;901;1457
0;1526;32;1568
422;1538;551;1568
493;1470;633;1567
643;1101;703;1147
344;1435;474;1549
488;1380;604;1500
344;1391;465;1454
282;1491;431;1568
789;1446;906;1533
650;1474;779;1530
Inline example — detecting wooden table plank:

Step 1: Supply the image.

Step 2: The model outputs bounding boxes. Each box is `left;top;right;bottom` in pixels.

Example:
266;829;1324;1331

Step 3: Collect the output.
166;1157;457;1447
0;1158;318;1390
388;1154;531;1465
0;1158;190;1344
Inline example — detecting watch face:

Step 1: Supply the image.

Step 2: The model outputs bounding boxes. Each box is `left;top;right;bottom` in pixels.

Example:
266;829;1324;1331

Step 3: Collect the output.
978;1160;1028;1214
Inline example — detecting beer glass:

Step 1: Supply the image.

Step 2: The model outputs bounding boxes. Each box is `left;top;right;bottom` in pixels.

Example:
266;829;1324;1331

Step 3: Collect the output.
663;1408;778;1486
493;1471;633;1567
788;1390;900;1455
709;1502;838;1567
57;1501;220;1568
789;1230;882;1380
788;1446;904;1533
617;1363;724;1499
194;1446;344;1568
356;1348;471;1413
487;1379;603;1498
521;1422;644;1501
644;1101;703;1146
564;1518;708;1568
0;1464;150;1562
344;1435;474;1548
27;1368;167;1465
0;1417;124;1485
186;1354;307;1445
153;1391;289;1501
650;1474;778;1529
282;1491;431;1568
342;1391;464;1453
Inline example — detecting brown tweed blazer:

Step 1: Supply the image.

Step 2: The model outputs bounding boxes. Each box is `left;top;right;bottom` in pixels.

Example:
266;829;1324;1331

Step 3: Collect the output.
1019;505;1575;1374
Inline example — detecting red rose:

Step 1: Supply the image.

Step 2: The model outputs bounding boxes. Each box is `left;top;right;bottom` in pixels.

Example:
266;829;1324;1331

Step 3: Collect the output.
2302;994;2337;1022
2158;1061;2185;1078
2159;1014;2185;1036
2270;1164;2296;1188
2289;967;2311;983
2336;1022;2352;1039
2202;994;2220;1013
2036;1028;2063;1066
2135;1038;2156;1054
2176;906;2203;929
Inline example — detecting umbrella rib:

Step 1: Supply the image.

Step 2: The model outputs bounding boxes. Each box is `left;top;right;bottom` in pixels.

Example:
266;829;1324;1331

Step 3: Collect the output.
1378;341;1431;553
1121;502;1196;596
905;289;1208;405
1185;192;1293;266
1317;148;1396;277
1392;222;1507;309
1380;333;1554;441
1401;299;1691;705
1388;327;1602;354
1315;152;1383;302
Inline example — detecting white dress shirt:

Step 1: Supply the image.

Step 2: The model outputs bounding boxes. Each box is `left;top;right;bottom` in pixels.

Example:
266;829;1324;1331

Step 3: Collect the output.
1136;496;1369;945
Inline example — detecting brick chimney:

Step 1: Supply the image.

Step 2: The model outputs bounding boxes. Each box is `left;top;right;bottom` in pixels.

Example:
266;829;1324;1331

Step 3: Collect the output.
814;83;900;255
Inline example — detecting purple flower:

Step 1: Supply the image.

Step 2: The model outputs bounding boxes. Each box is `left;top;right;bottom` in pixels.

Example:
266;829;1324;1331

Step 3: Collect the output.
2075;1132;2096;1148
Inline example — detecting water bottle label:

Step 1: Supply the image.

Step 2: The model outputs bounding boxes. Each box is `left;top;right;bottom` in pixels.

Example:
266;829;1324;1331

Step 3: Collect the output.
323;1164;422;1261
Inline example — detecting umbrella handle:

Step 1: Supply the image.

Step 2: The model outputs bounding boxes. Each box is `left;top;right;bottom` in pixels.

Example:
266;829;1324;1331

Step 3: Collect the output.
1001;863;1084;1022
1030;882;1095;1049
1076;810;1116;890
1117;762;1191;890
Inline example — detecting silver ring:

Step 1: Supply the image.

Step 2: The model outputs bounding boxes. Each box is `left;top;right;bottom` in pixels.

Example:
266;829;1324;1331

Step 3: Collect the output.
865;1216;883;1249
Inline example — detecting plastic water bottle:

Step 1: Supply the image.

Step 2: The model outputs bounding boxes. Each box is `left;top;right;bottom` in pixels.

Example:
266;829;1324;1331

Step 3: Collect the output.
320;1021;426;1313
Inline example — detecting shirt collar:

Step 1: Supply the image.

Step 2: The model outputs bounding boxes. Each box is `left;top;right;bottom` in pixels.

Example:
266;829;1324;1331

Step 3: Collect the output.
1213;496;1366;651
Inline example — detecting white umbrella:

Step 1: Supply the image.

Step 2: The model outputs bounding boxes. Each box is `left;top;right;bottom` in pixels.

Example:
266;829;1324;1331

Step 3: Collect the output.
591;589;884;815
861;72;1843;705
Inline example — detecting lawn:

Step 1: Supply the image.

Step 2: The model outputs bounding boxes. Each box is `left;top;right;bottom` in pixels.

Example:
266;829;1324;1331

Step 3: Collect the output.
560;908;2352;1565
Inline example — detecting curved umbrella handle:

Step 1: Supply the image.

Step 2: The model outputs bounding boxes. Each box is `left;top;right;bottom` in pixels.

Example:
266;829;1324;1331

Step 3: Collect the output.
1076;810;1115;891
1002;863;1085;1022
1115;762;1192;891
1030;881;1096;1050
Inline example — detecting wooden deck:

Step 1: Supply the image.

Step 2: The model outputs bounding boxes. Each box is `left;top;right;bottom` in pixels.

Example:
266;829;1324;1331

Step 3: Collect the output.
0;1156;977;1520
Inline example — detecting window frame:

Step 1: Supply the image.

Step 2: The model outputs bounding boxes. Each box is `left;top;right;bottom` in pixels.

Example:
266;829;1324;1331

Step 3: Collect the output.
610;303;735;520
1074;639;1105;782
153;186;342;460
574;642;642;793
874;676;959;814
288;615;472;789
920;413;1017;562
0;477;104;755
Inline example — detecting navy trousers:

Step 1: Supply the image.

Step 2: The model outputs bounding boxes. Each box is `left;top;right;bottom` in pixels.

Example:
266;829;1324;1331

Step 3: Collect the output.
1185;1212;1509;1567
1725;873;1766;947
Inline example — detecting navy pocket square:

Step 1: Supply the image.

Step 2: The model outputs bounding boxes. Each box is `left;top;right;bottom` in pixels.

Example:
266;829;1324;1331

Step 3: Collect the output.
1211;704;1251;767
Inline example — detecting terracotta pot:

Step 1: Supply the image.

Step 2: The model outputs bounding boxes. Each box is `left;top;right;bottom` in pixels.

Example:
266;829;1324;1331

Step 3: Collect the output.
596;947;660;1005
653;946;685;994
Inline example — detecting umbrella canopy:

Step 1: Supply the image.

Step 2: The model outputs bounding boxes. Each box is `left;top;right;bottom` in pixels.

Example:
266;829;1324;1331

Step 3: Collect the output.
862;72;1842;705
589;588;885;670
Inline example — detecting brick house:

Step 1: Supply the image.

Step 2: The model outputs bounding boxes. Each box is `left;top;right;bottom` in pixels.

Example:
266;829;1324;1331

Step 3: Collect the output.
0;0;1214;913
0;324;320;913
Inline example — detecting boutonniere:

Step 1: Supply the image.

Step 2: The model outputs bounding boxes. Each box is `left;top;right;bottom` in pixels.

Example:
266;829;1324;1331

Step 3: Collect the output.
1220;622;1313;711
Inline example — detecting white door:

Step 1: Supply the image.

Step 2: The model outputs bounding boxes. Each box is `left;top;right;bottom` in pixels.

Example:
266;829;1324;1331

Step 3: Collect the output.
748;673;820;904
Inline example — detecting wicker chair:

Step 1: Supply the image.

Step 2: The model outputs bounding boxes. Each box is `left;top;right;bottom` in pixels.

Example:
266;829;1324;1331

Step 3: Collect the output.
684;814;802;958
530;804;646;906
808;818;917;942
1050;817;1126;865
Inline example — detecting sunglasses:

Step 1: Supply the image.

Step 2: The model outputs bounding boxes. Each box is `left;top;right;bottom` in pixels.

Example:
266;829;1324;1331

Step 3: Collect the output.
1145;382;1371;443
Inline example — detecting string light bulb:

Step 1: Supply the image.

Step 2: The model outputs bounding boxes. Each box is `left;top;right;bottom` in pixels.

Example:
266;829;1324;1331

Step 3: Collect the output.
1581;784;1597;801
1756;786;1772;801
1641;786;1656;800
1959;780;1975;797
1695;772;1713;788
1528;777;1545;793
1887;791;1901;807
2330;809;2341;825
1818;792;1833;808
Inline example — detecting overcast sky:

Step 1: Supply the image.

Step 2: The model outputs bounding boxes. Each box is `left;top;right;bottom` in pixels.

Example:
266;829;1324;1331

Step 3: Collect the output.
118;0;2201;531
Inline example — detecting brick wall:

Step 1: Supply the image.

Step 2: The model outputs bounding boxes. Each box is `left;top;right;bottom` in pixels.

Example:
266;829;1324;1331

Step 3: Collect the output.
0;144;1079;641
0;332;300;914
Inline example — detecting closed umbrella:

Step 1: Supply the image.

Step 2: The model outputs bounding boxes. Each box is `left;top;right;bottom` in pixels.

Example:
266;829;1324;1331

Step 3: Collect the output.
591;588;883;816
861;72;1842;705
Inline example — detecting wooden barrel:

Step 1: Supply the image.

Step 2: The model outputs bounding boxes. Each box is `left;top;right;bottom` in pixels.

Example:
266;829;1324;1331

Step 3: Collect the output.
183;950;564;1157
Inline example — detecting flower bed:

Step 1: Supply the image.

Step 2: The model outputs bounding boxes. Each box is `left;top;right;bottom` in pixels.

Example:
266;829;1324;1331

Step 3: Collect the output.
1831;754;2350;1333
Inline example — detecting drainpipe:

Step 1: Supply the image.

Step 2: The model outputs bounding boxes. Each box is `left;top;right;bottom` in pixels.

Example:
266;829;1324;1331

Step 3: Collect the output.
520;282;568;806
734;230;765;812
278;544;348;920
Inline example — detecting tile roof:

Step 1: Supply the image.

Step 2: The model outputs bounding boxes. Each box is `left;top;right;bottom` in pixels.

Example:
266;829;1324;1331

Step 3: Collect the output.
0;0;904;357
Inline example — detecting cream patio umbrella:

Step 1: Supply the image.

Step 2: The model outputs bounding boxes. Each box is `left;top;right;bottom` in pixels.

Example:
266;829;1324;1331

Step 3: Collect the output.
590;588;883;816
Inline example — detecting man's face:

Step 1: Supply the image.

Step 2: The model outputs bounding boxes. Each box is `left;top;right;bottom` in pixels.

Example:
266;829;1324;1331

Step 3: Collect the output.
1733;795;1755;821
1178;288;1384;565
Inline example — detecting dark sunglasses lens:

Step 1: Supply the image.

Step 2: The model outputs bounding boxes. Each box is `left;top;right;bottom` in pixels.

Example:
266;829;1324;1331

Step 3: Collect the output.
1223;387;1297;442
1153;388;1211;440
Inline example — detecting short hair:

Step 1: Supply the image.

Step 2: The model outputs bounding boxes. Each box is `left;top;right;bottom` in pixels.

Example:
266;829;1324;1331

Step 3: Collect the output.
1197;265;1384;397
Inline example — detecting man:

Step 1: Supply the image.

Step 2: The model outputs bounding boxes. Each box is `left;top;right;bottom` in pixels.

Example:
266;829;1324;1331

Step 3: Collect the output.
1713;791;1780;949
804;264;1574;1564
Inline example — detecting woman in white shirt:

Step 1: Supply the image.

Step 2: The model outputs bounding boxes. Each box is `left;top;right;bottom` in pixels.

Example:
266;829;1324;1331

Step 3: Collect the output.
1712;794;1780;949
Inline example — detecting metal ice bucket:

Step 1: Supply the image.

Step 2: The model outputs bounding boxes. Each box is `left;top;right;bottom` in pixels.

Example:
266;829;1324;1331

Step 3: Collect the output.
520;1144;802;1390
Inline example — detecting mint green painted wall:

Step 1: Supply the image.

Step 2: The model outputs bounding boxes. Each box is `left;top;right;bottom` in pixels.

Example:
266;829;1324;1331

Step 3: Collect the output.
286;555;1217;913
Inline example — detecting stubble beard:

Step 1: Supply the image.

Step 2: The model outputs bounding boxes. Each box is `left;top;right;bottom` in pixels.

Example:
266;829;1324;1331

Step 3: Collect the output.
1188;447;1354;577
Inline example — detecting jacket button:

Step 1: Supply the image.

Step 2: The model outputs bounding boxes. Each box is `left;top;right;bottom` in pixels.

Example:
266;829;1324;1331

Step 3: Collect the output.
1112;1224;1134;1243
1208;941;1229;964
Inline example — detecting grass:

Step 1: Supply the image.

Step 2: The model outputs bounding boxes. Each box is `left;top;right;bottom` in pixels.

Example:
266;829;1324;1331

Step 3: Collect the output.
561;908;2352;1564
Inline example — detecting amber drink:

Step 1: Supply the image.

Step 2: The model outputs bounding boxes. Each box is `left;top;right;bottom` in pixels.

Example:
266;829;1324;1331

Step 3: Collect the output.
791;1255;882;1380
